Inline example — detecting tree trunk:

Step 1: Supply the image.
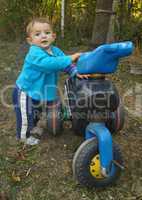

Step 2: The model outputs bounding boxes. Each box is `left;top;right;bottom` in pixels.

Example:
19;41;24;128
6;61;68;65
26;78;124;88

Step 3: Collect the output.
106;0;118;43
61;0;65;38
118;0;126;38
91;0;114;48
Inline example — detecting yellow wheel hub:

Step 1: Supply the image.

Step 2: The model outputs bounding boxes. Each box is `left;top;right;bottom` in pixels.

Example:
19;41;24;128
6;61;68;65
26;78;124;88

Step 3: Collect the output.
90;154;103;178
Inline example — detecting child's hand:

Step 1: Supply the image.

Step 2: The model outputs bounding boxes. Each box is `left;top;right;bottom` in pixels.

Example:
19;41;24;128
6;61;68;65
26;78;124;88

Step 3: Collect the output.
76;73;91;79
71;53;81;62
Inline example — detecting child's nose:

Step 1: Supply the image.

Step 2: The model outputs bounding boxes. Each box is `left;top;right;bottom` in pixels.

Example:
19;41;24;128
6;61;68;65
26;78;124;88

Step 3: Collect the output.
41;32;47;38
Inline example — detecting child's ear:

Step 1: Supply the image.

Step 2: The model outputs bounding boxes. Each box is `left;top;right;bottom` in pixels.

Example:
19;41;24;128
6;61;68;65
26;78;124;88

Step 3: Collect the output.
26;37;32;44
52;33;56;40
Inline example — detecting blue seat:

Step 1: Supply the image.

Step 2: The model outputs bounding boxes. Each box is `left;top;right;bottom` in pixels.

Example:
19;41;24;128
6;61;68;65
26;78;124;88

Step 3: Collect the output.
77;41;134;74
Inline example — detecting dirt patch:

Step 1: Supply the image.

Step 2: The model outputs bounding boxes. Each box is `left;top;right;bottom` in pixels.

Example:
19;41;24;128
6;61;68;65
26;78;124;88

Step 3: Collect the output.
0;41;142;200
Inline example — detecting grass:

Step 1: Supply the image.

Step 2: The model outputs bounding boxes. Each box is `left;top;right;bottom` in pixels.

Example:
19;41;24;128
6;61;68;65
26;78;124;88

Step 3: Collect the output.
0;40;142;200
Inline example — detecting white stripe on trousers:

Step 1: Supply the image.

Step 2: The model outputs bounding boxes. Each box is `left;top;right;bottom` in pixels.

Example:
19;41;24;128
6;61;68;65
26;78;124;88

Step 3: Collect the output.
20;91;28;139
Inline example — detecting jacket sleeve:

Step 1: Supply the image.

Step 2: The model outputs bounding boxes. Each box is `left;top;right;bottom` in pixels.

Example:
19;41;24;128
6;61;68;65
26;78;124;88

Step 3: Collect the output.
64;64;78;77
55;48;78;77
25;48;72;73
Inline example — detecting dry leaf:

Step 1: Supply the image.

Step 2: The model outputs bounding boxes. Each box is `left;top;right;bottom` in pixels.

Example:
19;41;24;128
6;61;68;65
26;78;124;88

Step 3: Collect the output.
16;151;26;160
11;171;21;182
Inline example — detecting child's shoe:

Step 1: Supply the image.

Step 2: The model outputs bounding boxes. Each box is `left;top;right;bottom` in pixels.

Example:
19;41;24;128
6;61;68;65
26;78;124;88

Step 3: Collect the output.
30;127;43;138
21;136;40;145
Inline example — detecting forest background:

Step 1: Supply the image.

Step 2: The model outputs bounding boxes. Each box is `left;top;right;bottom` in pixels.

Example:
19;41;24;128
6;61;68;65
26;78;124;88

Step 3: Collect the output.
0;0;142;50
0;0;142;199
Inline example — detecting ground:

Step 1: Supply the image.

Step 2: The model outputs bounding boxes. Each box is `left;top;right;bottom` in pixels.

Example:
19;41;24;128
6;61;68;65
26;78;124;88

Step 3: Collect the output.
0;41;142;200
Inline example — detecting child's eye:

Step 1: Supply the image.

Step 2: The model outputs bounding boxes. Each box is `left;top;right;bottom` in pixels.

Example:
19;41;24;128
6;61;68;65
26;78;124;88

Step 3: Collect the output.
35;33;40;36
46;32;51;35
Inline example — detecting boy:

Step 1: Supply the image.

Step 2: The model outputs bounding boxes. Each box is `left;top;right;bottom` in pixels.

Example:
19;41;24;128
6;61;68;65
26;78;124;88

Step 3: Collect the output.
12;17;83;145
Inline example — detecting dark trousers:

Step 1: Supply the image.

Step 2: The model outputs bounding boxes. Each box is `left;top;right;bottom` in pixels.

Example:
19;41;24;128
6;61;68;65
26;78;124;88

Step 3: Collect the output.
12;85;61;139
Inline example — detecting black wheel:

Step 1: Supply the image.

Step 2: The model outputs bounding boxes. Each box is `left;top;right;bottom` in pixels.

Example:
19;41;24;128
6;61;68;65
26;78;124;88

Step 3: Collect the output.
106;103;125;134
73;137;123;188
46;102;63;136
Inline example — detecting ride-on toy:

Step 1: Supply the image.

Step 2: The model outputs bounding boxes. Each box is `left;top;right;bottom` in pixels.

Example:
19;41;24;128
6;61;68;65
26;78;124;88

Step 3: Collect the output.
63;41;134;188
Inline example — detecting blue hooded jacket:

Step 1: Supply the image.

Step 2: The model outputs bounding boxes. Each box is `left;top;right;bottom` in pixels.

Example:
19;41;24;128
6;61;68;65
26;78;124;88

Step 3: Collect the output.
16;45;75;101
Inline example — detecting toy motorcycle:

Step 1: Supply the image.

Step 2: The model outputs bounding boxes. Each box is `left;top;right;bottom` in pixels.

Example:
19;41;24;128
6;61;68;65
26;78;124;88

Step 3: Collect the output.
63;41;134;188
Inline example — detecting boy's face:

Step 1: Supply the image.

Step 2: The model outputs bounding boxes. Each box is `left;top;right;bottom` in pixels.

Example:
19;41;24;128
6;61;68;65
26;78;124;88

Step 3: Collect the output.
27;22;56;49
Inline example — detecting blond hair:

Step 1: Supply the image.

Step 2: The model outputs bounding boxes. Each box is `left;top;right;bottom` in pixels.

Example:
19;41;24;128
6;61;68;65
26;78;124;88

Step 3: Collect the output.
26;17;53;36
